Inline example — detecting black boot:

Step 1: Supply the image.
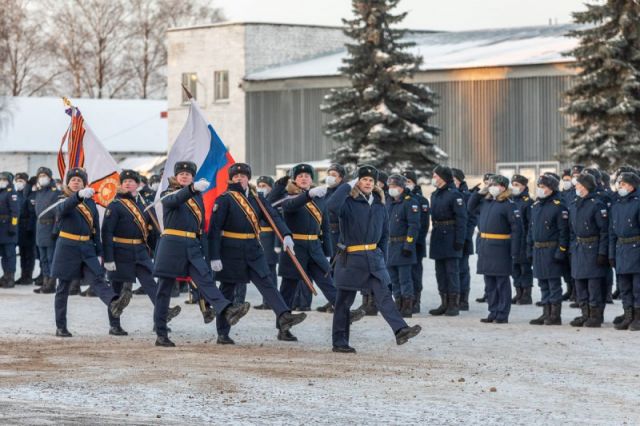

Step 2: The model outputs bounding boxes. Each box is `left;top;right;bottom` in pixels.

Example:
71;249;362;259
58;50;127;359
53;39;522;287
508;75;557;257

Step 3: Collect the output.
412;291;422;314
562;282;572;301
69;280;81;296
253;302;270;310
629;308;640;331
445;293;460;316
349;308;366;324
277;329;298;342
535;300;544;307
530;304;550;325
1;273;15;289
155;336;175;347
278;311;307;331
544;303;562;325
217;334;235;345
459;291;469;311
201;305;216;324
332;345;356;353
34;277;56;294
34;273;44;286
429;293;448;316
615;307;634;330
613;311;626;325
476;294;487;303
518;287;533;305
56;328;72;337
133;286;146;295
16;269;33;285
109;325;128;336
570;304;589;327
109;287;133;318
223;302;250;326
80;285;97;297
364;294;378;316
395;325;422;345
167;305;182;322
400;297;413;318
612;288;620;300
0;274;6;287
511;287;522;304
584;305;603;328
316;302;334;313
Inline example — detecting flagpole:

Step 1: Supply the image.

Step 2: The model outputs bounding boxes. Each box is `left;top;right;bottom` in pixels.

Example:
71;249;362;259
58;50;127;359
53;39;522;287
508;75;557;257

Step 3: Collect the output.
181;84;194;100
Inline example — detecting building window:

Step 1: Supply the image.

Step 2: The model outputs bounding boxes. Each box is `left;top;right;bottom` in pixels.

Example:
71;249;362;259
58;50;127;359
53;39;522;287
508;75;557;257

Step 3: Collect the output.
214;70;229;101
181;72;197;103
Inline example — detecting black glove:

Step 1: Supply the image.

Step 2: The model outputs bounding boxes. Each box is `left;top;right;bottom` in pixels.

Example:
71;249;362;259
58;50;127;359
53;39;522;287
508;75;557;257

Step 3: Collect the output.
597;254;608;266
609;258;616;268
275;175;290;187
463;240;471;253
453;242;464;251
401;249;412;257
470;183;481;193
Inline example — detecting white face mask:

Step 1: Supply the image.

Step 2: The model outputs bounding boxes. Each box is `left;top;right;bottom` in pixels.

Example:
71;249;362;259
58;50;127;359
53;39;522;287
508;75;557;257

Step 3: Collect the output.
0;181;8;189
488;186;501;198
38;177;50;187
618;188;629;197
406;183;415;191
388;188;402;198
257;187;270;196
562;180;572;191
511;186;521;196
536;187;548;199
575;188;585;198
150;183;159;191
571;177;578;186
325;175;337;187
15;181;25;191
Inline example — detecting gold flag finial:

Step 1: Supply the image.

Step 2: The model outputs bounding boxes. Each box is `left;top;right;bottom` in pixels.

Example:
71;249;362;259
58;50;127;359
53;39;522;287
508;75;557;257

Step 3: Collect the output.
62;97;72;108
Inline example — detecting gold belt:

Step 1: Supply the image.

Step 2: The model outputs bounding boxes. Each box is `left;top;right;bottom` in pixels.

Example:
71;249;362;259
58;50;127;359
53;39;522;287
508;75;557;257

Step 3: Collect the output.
346;244;377;253
163;229;197;239
292;234;318;241
260;226;273;232
222;231;256;239
59;231;90;242
113;237;143;244
480;233;511;240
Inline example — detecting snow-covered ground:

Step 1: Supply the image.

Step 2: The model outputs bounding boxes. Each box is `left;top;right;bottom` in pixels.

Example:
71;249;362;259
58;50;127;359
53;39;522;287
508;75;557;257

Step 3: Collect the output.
1;256;639;425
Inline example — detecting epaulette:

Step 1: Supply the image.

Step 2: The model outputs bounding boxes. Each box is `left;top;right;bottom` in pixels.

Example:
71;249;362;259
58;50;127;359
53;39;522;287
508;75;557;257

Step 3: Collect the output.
404;195;411;200
52;188;57;192
6;188;11;192
523;196;529;201
553;200;561;205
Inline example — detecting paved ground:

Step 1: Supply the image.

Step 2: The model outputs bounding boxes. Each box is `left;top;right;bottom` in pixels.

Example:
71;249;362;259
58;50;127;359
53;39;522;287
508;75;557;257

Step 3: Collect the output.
0;256;639;425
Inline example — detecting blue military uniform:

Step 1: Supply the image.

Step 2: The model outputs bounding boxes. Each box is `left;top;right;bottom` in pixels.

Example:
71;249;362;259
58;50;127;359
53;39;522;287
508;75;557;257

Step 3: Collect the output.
568;190;608;327
328;167;419;352
528;189;569;325
16;177;37;284
34;179;60;293
209;179;301;340
511;187;534;303
269;175;337;309
456;180;473;309
102;189;162;331
0;174;19;287
429;175;468;316
469;187;523;322
409;186;430;312
386;188;420;316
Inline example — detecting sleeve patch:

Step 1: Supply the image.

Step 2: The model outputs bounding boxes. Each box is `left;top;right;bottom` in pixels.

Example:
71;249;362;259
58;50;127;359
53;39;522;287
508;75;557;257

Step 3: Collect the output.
11;195;17;201
422;204;429;212
600;209;608;218
562;210;569;219
411;205;418;212
456;198;463;206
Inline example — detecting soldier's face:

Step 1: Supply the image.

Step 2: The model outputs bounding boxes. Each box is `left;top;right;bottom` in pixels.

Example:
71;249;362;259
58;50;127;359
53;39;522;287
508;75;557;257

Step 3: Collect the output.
257;182;272;195
68;177;84;192
357;177;375;194
121;178;138;194
176;172;193;187
295;173;312;189
433;174;445;188
328;170;343;184
453;177;461;188
232;173;249;189
0;179;8;189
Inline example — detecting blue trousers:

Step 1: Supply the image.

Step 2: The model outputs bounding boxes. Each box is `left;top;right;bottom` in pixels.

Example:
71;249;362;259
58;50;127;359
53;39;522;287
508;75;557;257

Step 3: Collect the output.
0;243;17;274
55;264;116;329
574;278;603;308
484;275;511;321
617;273;640;309
332;277;407;347
108;265;158;327
18;241;36;274
389;264;414;298
411;259;424;294
459;255;471;294
294;279;313;308
154;264;231;338
435;258;460;294
538;277;563;304
512;262;533;288
280;260;337;308
216;268;289;337
37;245;55;276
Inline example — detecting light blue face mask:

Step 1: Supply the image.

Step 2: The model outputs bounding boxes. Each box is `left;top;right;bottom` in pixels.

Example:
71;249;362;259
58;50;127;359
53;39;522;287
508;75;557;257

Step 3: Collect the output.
618;188;629;197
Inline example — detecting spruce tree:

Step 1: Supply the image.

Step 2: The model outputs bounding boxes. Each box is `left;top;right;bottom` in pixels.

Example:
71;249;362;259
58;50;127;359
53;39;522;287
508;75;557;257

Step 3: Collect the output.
321;0;443;172
563;0;640;169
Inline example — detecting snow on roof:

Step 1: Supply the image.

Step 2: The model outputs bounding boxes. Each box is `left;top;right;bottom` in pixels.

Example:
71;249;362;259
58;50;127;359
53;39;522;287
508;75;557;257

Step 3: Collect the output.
118;155;166;173
0;97;168;153
245;24;580;81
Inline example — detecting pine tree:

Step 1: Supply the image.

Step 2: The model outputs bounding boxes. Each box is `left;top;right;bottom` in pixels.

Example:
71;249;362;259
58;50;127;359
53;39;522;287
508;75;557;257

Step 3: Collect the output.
563;0;640;169
321;0;443;172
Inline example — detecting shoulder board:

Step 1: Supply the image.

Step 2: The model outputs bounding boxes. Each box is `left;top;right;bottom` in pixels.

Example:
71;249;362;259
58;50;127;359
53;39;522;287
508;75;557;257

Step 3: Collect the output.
52;188;57;192
404;195;411;200
533;200;540;205
523;196;529;201
553;200;560;205
6;188;11;192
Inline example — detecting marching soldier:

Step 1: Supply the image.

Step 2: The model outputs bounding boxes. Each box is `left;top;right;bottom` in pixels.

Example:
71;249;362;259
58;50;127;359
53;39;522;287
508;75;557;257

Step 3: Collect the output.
101;169;181;336
328;165;421;353
568;173;608;328
50;168;132;337
153;161;250;347
15;173;37;285
386;174;420;317
609;172;640;331
468;175;523;323
401;170;430;313
452;168;473;311
428;165;468;317
209;163;307;343
33;167;59;294
528;174;569;326
253;175;277;311
510;174;534;305
0;172;19;288
475;172;495;303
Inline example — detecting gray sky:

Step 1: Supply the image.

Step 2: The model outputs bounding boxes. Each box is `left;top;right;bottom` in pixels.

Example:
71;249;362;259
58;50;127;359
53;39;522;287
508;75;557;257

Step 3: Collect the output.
216;0;592;31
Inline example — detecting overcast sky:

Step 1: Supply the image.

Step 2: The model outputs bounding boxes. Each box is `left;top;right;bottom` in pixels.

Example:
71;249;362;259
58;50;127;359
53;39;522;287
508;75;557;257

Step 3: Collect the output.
216;0;592;31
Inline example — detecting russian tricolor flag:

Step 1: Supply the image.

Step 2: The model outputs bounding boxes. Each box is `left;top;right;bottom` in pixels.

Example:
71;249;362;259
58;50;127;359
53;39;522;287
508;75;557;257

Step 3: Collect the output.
155;100;234;231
